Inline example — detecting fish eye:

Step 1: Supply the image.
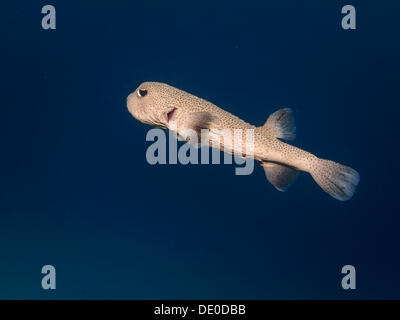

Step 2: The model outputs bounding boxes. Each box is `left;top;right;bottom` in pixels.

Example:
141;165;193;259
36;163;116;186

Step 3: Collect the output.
137;89;148;97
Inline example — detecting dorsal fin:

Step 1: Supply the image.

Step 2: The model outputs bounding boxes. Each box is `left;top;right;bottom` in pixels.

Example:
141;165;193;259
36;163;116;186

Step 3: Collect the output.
261;108;296;141
261;162;298;192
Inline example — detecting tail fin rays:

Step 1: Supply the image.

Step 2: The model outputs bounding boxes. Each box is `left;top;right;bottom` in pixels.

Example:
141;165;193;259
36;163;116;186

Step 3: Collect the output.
310;159;360;201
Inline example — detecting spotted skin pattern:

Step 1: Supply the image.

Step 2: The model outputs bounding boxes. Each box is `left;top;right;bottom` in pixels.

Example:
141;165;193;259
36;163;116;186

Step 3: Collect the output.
127;82;359;201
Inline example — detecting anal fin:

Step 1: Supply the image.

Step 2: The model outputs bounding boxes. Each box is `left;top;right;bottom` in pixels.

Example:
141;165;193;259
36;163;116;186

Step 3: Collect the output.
261;162;298;192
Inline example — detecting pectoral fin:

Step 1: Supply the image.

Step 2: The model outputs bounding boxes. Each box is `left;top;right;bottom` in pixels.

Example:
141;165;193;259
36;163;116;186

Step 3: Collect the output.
261;162;298;192
188;112;217;133
181;112;218;143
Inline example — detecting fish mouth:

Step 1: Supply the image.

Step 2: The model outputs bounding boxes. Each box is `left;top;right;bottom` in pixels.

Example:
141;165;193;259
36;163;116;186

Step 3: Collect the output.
167;108;177;123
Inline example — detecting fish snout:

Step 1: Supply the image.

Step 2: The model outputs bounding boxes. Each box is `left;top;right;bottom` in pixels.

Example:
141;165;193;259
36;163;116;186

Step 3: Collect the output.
127;92;141;120
126;90;148;124
127;92;136;111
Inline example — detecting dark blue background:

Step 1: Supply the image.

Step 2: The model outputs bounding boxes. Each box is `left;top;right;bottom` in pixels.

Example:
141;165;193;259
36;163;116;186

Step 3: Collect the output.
1;0;399;299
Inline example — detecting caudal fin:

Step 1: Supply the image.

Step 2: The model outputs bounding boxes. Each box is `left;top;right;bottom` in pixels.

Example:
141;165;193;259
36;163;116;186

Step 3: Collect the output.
310;158;360;201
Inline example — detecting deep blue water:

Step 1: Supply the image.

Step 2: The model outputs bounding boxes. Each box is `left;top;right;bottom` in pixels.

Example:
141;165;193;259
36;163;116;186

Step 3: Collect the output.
0;0;399;299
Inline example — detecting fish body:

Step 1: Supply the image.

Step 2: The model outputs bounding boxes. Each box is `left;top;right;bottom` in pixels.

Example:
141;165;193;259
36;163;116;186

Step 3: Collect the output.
127;82;359;201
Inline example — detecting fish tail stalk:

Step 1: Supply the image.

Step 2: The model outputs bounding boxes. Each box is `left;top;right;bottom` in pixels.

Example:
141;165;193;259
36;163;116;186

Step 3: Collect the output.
256;107;359;200
309;158;360;201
